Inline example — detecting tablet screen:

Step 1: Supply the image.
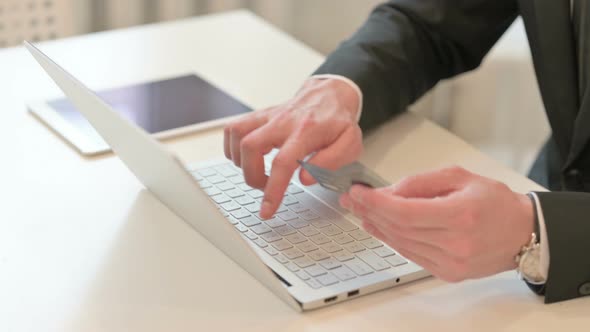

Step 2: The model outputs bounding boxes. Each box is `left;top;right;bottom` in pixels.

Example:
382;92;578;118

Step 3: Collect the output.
47;74;251;143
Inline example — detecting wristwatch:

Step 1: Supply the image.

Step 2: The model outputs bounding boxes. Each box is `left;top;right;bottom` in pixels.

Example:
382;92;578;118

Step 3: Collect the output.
515;193;546;285
515;233;545;284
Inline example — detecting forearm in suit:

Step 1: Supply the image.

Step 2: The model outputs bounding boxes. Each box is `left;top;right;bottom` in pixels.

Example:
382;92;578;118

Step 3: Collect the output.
313;0;518;132
535;192;590;303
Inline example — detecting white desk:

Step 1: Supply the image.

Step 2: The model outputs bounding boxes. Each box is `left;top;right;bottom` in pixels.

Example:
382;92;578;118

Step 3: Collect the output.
1;10;588;332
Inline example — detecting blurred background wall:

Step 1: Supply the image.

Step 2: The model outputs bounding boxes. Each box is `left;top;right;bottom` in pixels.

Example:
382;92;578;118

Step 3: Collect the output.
0;0;549;176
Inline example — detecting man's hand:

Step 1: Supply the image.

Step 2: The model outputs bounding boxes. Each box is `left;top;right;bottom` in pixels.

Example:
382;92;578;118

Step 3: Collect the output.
224;78;363;219
339;166;535;282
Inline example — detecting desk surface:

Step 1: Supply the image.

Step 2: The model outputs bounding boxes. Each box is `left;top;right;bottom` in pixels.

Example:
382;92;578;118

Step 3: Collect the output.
1;10;588;332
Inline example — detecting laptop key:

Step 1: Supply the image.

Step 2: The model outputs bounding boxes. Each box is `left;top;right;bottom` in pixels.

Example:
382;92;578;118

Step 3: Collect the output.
240;216;261;227
277;211;298;221
275;225;297;236
332;219;359;232
297;241;319;253
207;175;225;184
274;254;288;264
231;208;251;219
212;194;231;204
215;165;238;177
204;187;221;196
309;250;330;261
248;189;265;199
295;270;310;280
285;233;307;244
346;259;374;276
253;238;267;248
251;224;272;235
198;179;212;188
361;238;384;249
320;225;343;237
237;183;254;192
311;219;331;229
288;203;308;213
343;242;366;253
305;279;322;289
271;239;293;251
305;265;327;277
234;223;248;233
216;181;235;191
282;195;298;205
287;184;304;194
349;229;371;241
198;168;217;177
299;210;320;221
373;246;396;258
319;258;342;270
245;202;261;213
265;218;286;228
221;201;241;212
316;273;339;286
260;231;282;243
385;255;408;267
331;265;357;281
264;246;278;256
287;218;310;229
227;216;239;225
309;234;331;245
283;248;304;260
225;188;244;198
356;251;390;271
333;251;355;262
333;234;354;245
321;243;343;253
299;226;320;237
235;195;255;206
228;175;245;184
285;261;300;272
243;231;258;240
293;256;315;268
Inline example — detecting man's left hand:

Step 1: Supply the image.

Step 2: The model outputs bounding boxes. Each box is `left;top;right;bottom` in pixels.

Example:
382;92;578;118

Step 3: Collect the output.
339;166;535;282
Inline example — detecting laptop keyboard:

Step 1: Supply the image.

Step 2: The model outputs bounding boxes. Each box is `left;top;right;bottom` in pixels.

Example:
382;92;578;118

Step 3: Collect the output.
191;161;408;289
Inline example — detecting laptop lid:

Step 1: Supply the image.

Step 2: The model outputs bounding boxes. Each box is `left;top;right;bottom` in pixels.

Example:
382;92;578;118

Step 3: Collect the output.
24;41;301;311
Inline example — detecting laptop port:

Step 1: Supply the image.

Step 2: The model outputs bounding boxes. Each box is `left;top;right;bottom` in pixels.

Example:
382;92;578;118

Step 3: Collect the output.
324;296;338;303
347;290;360;297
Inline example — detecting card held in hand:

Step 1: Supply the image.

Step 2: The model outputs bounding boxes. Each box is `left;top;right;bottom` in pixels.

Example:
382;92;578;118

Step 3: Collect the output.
298;160;390;193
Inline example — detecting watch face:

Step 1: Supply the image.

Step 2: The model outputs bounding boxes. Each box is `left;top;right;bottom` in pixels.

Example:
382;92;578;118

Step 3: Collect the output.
520;247;544;283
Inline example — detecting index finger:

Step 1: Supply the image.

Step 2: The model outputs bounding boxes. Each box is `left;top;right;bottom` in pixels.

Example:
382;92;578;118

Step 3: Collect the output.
259;137;310;219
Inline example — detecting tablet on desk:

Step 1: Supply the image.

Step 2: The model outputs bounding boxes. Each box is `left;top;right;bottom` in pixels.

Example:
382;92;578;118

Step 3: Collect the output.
28;74;251;155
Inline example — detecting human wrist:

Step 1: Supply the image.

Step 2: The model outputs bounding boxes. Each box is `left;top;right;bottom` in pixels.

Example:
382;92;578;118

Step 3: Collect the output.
306;76;361;121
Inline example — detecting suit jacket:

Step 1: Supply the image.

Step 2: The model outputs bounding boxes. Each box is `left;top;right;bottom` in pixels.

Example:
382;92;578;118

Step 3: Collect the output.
314;0;590;303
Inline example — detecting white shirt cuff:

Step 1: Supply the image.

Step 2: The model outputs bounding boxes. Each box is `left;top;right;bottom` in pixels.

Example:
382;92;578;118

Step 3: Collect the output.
310;74;363;123
529;192;550;280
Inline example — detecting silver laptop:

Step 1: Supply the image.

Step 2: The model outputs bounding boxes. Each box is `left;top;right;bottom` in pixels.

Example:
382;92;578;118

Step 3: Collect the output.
25;41;429;311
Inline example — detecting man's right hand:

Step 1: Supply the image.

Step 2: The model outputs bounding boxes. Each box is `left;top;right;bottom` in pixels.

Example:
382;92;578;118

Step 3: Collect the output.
223;77;363;219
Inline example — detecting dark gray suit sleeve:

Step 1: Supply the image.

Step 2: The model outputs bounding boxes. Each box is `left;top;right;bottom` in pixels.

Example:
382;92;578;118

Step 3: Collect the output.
313;0;518;131
535;191;590;303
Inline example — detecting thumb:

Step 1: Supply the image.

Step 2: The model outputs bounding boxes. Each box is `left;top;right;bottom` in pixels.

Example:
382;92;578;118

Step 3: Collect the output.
388;166;472;198
299;125;363;185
